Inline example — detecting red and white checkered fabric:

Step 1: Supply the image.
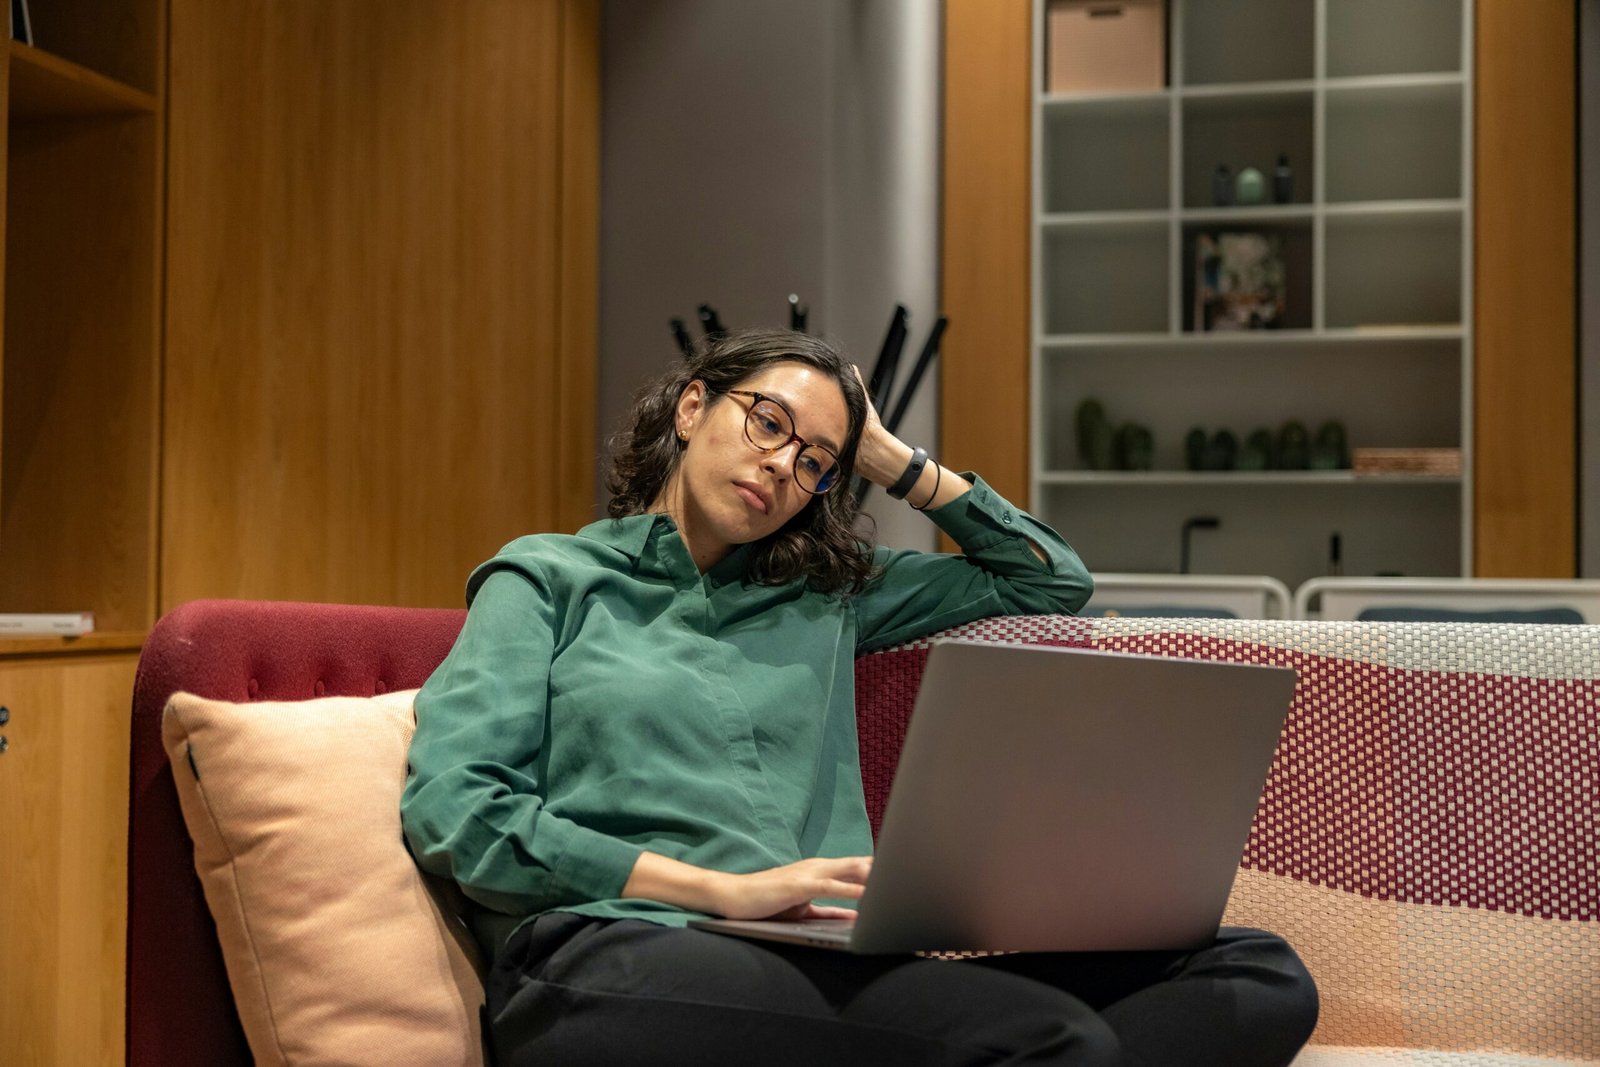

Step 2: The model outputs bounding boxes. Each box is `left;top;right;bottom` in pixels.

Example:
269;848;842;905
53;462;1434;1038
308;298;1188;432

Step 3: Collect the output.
853;617;1600;1063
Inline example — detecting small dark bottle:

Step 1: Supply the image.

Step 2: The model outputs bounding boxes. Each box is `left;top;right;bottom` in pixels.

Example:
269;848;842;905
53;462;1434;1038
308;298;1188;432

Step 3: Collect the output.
1213;164;1234;207
1273;153;1293;204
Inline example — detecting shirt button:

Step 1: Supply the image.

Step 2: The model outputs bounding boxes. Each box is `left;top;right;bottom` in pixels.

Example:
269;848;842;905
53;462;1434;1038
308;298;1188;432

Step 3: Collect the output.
1002;511;1013;524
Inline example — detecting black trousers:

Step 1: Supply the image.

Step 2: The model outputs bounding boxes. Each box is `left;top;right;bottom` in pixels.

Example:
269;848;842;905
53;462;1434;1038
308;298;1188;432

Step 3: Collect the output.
486;913;1319;1066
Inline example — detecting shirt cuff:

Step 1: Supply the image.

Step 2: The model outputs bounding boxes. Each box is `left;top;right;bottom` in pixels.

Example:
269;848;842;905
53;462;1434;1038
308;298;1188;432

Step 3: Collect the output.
922;473;1061;563
548;820;647;903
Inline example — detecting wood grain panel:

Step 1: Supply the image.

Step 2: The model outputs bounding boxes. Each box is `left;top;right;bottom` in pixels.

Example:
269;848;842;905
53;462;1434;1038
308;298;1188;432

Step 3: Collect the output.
162;0;599;609
0;653;138;1067
1474;0;1576;576
941;0;1032;509
559;0;601;528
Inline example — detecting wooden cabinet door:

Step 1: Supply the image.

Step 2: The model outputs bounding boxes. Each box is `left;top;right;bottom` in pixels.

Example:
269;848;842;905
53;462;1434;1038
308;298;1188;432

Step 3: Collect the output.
0;653;137;1067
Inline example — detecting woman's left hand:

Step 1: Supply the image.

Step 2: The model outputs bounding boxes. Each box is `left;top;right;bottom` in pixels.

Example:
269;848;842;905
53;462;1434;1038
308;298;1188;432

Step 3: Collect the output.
850;364;912;486
847;363;974;513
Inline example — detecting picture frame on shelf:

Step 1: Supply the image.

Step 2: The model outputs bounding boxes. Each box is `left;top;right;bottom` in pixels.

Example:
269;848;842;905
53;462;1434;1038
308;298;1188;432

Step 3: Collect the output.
1193;231;1286;332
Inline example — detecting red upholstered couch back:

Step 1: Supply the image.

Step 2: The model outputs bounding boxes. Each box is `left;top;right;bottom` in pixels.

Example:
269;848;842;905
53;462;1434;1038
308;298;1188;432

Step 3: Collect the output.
125;598;975;1066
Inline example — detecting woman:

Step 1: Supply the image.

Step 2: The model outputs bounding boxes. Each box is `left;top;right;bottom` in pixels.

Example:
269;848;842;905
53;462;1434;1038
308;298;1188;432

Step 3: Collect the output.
402;327;1317;1065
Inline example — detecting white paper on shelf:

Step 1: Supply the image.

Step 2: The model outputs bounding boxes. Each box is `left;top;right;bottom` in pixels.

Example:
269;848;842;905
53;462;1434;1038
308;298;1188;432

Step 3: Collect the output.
0;612;95;636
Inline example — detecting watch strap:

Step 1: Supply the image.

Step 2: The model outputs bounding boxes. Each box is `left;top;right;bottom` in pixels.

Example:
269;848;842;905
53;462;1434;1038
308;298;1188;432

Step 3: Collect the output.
886;446;929;500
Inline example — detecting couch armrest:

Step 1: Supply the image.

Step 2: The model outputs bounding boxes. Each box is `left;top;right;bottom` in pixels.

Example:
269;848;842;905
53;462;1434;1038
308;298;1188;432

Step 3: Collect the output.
125;599;464;1067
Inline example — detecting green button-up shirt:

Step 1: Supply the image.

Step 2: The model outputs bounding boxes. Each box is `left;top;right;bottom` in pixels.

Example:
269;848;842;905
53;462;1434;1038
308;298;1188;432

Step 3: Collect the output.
401;475;1091;936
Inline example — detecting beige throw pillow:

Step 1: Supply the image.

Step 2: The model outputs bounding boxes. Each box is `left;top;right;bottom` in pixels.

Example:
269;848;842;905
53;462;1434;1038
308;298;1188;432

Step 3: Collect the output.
162;689;485;1067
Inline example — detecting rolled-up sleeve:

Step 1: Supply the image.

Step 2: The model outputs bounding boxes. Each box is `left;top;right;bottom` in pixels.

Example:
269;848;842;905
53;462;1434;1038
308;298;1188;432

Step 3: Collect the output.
853;473;1093;652
401;567;644;915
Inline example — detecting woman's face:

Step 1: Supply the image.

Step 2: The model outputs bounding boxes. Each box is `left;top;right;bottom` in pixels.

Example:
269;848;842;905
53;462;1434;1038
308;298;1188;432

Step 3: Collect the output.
663;360;849;568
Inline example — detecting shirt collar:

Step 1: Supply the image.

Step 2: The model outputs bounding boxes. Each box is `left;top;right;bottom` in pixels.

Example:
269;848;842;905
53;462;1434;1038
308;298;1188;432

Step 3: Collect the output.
577;512;754;584
575;512;663;564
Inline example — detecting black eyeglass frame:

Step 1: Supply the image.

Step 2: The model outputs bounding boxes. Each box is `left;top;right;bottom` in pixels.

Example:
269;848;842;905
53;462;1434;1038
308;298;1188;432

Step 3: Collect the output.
719;388;843;496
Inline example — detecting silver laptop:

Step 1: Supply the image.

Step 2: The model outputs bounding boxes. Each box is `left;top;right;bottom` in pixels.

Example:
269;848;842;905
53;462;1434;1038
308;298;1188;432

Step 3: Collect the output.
691;639;1296;954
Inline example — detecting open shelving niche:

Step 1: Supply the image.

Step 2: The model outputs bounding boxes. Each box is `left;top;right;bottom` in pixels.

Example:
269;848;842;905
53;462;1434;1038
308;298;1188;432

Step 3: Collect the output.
1030;0;1472;590
2;32;163;649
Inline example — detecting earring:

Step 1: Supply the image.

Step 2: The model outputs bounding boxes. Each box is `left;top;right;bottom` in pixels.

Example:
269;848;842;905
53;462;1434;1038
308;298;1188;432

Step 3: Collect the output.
678;429;689;441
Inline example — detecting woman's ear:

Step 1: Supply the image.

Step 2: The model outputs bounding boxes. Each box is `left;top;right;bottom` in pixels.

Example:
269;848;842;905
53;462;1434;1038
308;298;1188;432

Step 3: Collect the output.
676;379;708;439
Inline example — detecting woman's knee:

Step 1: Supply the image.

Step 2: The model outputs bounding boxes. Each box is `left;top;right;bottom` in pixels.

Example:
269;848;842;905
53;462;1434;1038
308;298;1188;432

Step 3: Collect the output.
1215;927;1320;1045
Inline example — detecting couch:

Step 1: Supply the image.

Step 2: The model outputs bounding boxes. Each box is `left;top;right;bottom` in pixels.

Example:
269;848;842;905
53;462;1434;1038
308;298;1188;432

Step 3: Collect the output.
126;600;1600;1065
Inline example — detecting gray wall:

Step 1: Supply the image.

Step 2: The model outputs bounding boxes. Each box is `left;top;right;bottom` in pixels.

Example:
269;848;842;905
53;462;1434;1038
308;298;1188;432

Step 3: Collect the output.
599;0;942;550
1584;0;1599;575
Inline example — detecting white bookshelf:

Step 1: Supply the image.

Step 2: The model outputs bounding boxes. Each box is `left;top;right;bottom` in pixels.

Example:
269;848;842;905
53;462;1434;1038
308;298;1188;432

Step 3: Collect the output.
1031;0;1472;587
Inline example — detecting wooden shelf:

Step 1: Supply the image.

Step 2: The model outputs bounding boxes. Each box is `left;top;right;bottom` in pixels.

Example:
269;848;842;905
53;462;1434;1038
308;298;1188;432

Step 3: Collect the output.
8;40;158;118
1179;79;1316;100
1041;77;1446;105
3;34;162;635
1039;203;1463;225
3;6;166;1065
1324;72;1465;93
1038;471;1462;487
1039;326;1463;348
1030;0;1472;587
0;630;146;658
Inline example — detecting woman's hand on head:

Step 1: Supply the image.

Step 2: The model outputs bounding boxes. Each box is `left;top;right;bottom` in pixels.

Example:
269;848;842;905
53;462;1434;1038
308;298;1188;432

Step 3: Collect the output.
710;856;872;921
850;363;888;445
846;363;974;512
848;365;913;487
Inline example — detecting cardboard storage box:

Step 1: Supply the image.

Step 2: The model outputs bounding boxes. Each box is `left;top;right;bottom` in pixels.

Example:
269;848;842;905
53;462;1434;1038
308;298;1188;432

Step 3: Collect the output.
1047;0;1166;94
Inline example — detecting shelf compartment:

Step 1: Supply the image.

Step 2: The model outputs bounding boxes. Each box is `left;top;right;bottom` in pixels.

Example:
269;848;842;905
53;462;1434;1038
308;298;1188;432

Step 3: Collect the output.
1325;82;1463;203
1181;204;1313;225
1181;0;1313;86
1041;95;1169;213
1326;0;1464;79
1324;212;1462;329
1181;91;1313;208
1039;336;1461;471
1322;199;1465;218
2;109;160;631
1038;479;1462;588
1041;221;1168;335
8;41;159;117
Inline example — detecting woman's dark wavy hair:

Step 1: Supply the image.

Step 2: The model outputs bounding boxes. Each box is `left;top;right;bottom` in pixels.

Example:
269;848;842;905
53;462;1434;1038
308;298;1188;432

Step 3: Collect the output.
606;327;877;596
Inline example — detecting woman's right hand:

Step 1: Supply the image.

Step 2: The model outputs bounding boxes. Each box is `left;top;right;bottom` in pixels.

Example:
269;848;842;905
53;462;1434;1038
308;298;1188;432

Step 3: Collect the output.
624;851;871;920
709;856;873;920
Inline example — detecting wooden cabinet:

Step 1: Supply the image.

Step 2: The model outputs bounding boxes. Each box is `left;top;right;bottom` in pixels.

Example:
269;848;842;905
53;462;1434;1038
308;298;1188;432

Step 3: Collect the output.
0;4;601;1062
0;3;165;1064
0;650;139;1066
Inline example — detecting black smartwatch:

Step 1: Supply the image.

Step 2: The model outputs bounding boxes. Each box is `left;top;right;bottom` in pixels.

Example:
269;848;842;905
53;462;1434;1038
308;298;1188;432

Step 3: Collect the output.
886;446;929;500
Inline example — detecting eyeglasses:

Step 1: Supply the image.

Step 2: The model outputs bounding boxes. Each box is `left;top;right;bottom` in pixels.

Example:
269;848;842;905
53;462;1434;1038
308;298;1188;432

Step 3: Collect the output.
721;390;842;495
